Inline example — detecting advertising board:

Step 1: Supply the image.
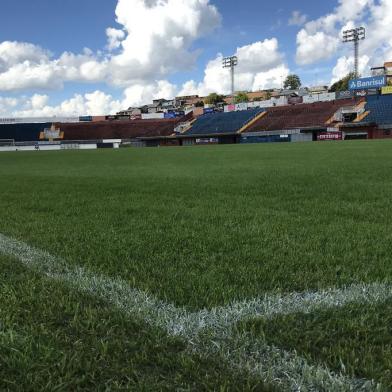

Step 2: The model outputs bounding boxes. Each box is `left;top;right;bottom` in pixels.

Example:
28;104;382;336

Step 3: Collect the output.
318;132;342;141
336;90;354;99
382;86;392;95
349;75;386;90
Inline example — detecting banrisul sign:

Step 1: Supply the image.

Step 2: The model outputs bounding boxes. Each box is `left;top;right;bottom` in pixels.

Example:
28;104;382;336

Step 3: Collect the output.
349;75;386;90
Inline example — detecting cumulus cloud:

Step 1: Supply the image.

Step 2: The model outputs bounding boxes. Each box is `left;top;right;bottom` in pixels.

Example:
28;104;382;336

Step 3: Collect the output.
331;55;370;83
295;0;373;65
289;11;307;27
122;80;178;107
0;42;109;91
108;0;221;86
179;38;289;96
0;41;51;71
2;91;124;118
296;30;339;66
106;28;125;51
0;0;221;93
295;0;392;86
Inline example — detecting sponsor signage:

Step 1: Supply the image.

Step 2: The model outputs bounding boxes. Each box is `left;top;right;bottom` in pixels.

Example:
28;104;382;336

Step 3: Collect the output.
382;86;392;95
130;114;142;120
288;96;303;105
349;75;386;90
79;116;93;122
336;90;354;99
354;90;368;97
318;132;342;141
195;138;219;144
203;108;215;115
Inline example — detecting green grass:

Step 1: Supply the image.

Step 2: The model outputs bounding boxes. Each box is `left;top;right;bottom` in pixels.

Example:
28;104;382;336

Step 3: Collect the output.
0;254;271;391
1;141;392;389
0;142;392;309
240;300;392;388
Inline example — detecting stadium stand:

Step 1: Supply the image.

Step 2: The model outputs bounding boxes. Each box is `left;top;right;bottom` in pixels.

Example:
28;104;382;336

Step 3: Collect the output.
362;95;392;124
185;108;263;135
0;123;51;142
59;114;193;141
245;99;359;132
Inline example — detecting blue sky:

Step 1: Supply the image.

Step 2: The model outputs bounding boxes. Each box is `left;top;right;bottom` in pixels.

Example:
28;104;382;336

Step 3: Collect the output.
0;0;389;116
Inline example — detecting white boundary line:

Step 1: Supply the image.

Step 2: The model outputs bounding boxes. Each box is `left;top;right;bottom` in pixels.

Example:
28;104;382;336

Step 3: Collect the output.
0;233;386;391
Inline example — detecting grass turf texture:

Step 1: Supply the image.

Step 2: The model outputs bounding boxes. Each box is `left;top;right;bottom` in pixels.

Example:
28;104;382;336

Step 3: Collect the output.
240;300;392;389
0;254;272;391
0;141;392;310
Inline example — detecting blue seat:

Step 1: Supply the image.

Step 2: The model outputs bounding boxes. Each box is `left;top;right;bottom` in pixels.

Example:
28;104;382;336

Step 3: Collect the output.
186;108;263;135
0;123;50;142
365;95;392;124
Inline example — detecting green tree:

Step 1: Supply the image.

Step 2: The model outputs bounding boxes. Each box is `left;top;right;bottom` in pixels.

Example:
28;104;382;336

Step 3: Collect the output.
194;100;205;107
234;92;249;103
329;72;356;92
284;74;302;90
204;93;225;105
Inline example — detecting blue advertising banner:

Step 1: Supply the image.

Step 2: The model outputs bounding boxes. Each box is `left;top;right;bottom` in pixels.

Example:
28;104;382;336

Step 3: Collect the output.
203;108;215;115
349;75;386;90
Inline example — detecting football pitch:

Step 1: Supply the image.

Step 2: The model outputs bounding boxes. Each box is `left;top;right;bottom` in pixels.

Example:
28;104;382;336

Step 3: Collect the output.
1;141;392;391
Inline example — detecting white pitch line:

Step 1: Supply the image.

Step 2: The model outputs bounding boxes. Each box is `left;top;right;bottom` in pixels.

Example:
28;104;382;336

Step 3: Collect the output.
0;233;386;391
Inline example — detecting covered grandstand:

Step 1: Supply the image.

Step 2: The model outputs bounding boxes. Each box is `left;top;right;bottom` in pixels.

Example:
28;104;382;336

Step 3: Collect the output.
179;108;265;144
339;94;392;140
3;94;392;149
362;94;392;124
0;123;52;142
0;113;193;147
185;108;264;135
59;117;188;141
245;98;359;133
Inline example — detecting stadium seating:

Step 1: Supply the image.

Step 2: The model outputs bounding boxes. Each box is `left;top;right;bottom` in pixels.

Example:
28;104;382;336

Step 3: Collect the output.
185;108;263;135
245;99;358;132
363;95;392;124
59;115;192;141
0;123;51;142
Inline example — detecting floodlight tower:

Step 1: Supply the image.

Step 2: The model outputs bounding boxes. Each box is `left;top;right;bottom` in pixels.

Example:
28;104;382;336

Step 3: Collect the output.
342;27;366;78
222;55;238;94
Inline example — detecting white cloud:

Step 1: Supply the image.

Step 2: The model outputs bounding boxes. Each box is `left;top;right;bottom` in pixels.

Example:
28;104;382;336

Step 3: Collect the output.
0;31;291;117
179;38;289;96
0;96;19;116
108;0;221;86
0;41;50;71
296;30;339;65
2;91;123;117
0;0;221;92
331;55;370;83
122;80;178;107
294;0;392;85
106;28;125;51
0;43;110;91
295;0;374;66
289;11;307;27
